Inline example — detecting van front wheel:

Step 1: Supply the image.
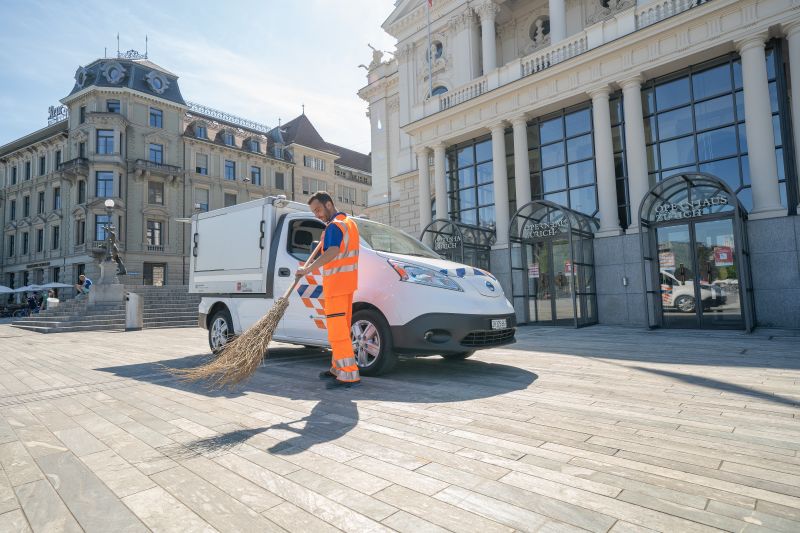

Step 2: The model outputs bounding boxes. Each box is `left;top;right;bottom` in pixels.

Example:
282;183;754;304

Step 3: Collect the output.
209;308;234;355
351;309;396;376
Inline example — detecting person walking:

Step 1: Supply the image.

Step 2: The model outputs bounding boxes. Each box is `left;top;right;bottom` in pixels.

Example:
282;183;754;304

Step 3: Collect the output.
295;191;361;389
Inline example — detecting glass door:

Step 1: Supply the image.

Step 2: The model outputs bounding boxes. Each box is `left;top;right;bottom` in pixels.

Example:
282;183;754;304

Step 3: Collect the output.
529;241;553;323
656;224;699;328
695;219;743;328
551;239;575;325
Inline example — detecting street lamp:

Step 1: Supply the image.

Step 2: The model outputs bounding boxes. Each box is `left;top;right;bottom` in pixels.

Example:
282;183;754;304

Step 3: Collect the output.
103;199;115;262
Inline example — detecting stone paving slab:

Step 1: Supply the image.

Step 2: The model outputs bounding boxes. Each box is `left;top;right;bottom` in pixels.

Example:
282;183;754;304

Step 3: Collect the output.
0;323;797;532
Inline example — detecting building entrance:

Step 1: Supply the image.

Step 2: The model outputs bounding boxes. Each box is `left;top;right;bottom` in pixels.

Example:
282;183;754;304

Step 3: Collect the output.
420;219;495;271
510;201;598;327
640;173;753;330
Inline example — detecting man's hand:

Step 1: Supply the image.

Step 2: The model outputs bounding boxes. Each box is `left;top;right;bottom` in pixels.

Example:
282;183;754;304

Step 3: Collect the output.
295;267;309;278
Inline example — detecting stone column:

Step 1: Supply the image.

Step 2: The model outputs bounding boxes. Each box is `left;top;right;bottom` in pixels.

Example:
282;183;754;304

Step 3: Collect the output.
433;143;448;221
785;22;800;211
590;86;622;236
415;146;432;233
620;75;649;230
476;1;499;73
549;0;566;44
737;34;785;219
490;122;510;246
468;9;482;79
511;116;532;211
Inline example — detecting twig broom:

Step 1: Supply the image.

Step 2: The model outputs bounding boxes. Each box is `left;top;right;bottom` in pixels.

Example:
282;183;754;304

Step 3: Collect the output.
170;241;323;389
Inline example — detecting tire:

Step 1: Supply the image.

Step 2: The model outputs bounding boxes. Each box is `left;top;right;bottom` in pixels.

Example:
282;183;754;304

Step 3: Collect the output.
351;308;396;376
674;295;695;313
441;351;476;360
208;308;234;355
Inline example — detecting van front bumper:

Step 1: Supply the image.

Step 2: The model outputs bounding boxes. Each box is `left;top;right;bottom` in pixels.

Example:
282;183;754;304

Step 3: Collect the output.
390;312;516;355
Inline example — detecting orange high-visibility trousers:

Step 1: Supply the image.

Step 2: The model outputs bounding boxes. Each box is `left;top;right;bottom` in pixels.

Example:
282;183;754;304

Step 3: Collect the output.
324;293;360;382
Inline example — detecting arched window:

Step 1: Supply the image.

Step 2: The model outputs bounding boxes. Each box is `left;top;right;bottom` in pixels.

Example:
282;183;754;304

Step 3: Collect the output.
431;85;448;96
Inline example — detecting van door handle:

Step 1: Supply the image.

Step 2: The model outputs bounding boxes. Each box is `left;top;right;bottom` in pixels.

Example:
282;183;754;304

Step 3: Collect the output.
278;268;291;277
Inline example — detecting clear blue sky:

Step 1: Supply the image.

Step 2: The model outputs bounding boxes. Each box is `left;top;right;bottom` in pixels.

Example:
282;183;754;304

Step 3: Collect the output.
0;0;397;153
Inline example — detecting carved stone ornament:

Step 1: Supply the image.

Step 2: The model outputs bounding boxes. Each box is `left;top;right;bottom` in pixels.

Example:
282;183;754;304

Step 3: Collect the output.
145;71;170;94
101;61;127;84
75;66;90;88
517;11;551;57
586;0;635;26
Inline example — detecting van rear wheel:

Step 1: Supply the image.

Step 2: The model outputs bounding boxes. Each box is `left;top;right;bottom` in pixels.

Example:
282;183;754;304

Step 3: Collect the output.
209;308;234;355
351;309;396;376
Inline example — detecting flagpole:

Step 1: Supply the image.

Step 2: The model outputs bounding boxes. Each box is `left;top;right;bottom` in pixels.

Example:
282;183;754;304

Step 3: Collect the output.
426;0;433;98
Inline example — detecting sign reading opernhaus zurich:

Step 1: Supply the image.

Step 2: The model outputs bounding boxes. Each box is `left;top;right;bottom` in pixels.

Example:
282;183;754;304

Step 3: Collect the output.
654;195;729;222
434;234;461;250
522;219;568;239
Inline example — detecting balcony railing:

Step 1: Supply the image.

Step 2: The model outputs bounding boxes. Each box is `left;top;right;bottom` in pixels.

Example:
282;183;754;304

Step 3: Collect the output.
146;244;164;252
439;79;489;112
636;0;708;30
521;33;589;78
57;157;89;176
132;159;183;177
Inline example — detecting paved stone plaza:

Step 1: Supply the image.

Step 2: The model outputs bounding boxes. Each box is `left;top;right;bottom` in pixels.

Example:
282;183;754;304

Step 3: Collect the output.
0;325;798;532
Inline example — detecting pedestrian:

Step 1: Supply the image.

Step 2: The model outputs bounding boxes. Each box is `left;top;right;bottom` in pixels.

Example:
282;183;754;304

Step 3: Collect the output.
26;292;39;315
295;191;361;389
74;274;92;299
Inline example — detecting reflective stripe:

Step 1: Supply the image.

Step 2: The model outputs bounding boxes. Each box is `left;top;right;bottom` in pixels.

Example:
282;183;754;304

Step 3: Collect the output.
341;249;359;258
334;357;357;368
324;264;358;275
332;368;360;382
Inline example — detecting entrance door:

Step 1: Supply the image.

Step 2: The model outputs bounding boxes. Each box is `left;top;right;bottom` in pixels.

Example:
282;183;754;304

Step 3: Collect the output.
143;263;166;286
655;219;742;328
527;238;576;325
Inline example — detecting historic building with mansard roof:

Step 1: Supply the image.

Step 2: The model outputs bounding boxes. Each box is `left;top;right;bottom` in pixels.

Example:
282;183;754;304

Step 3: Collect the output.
0;52;370;289
359;0;800;330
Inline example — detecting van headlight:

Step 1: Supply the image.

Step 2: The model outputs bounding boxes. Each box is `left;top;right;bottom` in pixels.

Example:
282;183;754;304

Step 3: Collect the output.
388;259;463;291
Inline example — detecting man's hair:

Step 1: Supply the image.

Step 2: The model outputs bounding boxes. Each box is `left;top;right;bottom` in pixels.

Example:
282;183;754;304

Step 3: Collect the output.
79;274;85;279
308;191;334;207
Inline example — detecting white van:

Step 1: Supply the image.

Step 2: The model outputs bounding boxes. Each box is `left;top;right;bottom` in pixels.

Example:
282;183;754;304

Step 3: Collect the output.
190;196;516;375
659;269;726;312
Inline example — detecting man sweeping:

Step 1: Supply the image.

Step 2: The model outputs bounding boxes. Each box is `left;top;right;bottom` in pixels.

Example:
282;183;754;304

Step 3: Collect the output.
295;191;361;389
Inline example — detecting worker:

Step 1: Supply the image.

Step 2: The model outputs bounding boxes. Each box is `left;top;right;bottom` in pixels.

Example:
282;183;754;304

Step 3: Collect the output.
295;191;361;389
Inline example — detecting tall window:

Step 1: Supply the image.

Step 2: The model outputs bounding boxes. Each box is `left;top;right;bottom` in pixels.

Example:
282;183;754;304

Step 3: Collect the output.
79;106;86;124
222;132;234;146
96;171;114;197
97;129;114;154
95;214;111;241
642;49;792;211
248;139;260;152
195;153;208;175
39;155;46;175
22;232;29;254
52;226;60;250
75;219;85;245
338;184;356;205
55;150;62;167
224;192;237;207
37;191;45;214
107;99;120;113
302;176;327;194
149;143;163;164
224;160;236;180
250;166;261;185
526;106;598;217
148;181;164;204
146;220;163;246
610;94;629;228
52;266;60;283
7;235;14;257
78;180;87;203
23;196;30;217
11;166;16;184
194;188;209;212
79;142;86;158
149;107;163;128
36;229;44;253
195;125;207;139
25;161;31;180
9;200;15;220
275;172;285;190
303;155;325;171
53;187;61;210
446;137;494;226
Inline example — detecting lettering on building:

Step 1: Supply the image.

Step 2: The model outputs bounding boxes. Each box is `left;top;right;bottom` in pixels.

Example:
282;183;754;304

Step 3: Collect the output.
521;218;568;239
654;195;729;222
47;105;69;125
434;233;462;251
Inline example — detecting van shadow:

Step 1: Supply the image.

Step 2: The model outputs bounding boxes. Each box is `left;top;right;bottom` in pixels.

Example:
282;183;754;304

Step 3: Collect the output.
96;347;538;457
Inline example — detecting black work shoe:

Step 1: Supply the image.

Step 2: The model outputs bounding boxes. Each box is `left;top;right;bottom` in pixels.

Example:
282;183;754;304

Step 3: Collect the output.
325;379;361;390
318;370;335;380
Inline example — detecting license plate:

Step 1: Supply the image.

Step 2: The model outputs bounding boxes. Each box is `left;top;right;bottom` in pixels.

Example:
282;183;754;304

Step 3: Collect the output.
491;319;507;330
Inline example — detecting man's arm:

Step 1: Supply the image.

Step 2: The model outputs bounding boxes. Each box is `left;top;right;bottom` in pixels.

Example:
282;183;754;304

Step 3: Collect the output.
296;245;339;278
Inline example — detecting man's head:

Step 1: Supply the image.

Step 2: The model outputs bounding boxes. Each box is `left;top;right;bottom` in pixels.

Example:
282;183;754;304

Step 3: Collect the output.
307;191;337;223
79;274;86;282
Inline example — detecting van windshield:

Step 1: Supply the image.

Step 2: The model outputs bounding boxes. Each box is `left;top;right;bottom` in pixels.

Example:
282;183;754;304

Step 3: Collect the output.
353;219;440;259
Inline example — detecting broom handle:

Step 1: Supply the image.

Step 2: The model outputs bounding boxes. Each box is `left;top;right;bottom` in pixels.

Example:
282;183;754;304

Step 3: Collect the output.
281;240;324;299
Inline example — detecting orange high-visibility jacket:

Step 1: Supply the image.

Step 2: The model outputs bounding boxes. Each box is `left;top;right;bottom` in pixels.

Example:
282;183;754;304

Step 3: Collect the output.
322;213;360;297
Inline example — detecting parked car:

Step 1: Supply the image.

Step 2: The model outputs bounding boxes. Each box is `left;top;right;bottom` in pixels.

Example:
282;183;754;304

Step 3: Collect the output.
660;269;726;312
190;196;517;375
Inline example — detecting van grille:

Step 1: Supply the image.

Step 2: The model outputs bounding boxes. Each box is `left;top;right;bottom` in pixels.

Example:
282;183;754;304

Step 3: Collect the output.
461;328;515;347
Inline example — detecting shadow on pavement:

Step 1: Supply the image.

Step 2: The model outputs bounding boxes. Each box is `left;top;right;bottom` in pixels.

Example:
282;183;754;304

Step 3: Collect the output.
96;346;538;456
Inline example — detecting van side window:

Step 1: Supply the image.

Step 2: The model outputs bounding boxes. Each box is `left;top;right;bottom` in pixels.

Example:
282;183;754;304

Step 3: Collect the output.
287;219;324;261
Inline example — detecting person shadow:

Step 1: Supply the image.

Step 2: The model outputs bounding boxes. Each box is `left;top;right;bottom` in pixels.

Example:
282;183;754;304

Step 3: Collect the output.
97;346;538;457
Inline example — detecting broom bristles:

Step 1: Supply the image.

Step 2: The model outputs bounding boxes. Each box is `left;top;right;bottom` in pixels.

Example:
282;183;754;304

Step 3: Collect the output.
169;297;290;390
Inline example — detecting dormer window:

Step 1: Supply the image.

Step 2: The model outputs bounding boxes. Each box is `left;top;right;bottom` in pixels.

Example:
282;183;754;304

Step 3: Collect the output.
195;125;207;139
249;140;260;152
222;132;235;146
